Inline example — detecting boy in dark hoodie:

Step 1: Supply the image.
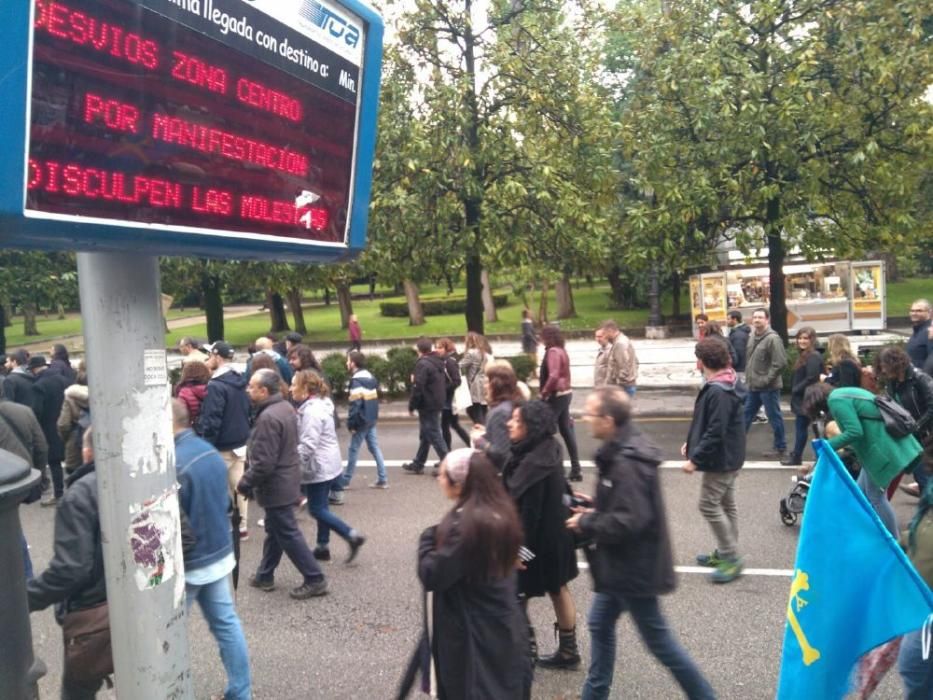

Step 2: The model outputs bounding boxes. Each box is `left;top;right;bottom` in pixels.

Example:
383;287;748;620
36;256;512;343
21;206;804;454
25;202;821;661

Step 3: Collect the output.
681;337;747;584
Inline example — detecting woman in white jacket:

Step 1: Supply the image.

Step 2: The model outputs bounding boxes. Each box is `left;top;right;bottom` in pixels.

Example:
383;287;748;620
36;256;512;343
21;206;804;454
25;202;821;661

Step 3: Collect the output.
291;370;365;563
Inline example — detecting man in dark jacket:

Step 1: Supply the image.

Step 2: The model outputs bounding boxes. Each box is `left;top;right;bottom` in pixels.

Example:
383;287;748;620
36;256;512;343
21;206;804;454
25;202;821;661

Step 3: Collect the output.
338;351;388;489
238;369;327;600
907;299;933;371
199;341;252;540
402;337;449;475
28;427;110;698
34;355;71;506
726;310;750;375
47;344;77;385
682;338;747;584
3;349;42;416
173;400;251;699
569;387;715;700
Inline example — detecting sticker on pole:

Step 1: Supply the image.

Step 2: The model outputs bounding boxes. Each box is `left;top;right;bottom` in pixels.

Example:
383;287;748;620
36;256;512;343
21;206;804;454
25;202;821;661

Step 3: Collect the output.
143;349;168;386
128;484;185;607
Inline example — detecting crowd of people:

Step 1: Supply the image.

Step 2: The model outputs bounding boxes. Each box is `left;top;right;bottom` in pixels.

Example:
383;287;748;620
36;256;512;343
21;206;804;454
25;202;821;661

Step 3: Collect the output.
7;296;933;698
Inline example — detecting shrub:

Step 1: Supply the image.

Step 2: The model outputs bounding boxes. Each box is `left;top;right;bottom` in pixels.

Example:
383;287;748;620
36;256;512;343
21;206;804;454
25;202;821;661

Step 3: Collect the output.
502;354;536;382
321;353;349;399
377;346;417;395
380;293;509;317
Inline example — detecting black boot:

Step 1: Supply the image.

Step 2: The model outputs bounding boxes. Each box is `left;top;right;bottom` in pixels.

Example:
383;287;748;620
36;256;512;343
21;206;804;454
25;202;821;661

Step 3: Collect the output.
568;467;583;482
537;623;581;669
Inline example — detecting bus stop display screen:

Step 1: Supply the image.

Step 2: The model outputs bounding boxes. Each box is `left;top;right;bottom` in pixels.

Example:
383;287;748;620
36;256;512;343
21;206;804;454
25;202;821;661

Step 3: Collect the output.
25;0;365;244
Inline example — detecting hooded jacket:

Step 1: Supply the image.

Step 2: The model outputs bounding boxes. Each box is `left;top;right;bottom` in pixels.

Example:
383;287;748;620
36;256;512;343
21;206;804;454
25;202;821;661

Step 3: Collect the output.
3;367;41;416
686;368;747;471
578;424;676;597
296;395;343;484
198;367;251;451
347;369;380;430
57;383;90;470
410;353;447;413
27;461;107;621
728;323;751;372
745;327;787;391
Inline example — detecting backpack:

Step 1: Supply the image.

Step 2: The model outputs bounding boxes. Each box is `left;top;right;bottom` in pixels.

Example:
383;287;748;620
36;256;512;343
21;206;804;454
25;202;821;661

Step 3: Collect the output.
855;394;918;439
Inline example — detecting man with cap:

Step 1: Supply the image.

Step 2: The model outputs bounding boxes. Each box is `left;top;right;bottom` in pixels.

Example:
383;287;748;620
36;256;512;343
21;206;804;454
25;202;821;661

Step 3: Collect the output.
198;341;252;540
3;349;42;416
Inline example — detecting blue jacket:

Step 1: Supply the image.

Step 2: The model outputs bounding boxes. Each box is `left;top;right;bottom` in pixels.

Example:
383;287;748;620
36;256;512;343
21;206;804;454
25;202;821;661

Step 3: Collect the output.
174;430;233;571
347;369;379;430
907;320;933;371
197;368;251;451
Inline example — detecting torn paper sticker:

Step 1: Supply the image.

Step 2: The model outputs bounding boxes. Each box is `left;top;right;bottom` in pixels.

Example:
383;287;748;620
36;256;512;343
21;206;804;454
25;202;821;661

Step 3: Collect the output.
121;387;174;478
128;484;186;607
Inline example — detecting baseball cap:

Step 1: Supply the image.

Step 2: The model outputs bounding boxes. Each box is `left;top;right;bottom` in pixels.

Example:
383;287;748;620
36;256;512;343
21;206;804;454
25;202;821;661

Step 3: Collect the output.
208;341;235;360
285;332;303;344
28;355;48;370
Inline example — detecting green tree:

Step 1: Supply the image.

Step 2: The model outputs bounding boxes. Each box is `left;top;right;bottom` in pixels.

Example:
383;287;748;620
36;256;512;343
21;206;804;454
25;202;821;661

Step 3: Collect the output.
160;258;233;342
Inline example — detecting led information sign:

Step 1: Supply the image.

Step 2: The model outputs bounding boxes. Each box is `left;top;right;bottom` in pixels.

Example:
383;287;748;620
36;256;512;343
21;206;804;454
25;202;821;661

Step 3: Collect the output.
0;0;382;260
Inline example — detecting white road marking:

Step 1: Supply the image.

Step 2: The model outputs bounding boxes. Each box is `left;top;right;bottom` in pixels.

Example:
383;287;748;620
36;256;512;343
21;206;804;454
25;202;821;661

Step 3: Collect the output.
575;562;794;577
350;460;801;471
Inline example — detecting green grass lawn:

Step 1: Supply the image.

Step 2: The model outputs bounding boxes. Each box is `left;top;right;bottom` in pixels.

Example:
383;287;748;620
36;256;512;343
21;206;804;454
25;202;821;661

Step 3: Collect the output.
886;277;932;320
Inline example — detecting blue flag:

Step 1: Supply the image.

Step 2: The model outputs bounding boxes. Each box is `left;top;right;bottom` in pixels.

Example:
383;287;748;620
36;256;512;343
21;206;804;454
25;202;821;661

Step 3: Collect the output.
776;440;933;699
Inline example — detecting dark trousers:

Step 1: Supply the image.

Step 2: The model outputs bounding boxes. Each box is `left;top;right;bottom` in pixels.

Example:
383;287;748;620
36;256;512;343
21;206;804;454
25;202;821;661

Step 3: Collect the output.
441;408;471;450
61;667;104;700
466;403;488;425
546;393;581;471
413;409;448;468
255;505;323;584
49;459;64;498
790;414;811;461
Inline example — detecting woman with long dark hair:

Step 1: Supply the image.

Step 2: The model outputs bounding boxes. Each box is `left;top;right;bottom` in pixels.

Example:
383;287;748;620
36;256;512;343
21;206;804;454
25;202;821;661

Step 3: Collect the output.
472;361;524;470
406;449;531;700
539;325;583;481
435;337;471;449
782;327;824;466
505;400;580;670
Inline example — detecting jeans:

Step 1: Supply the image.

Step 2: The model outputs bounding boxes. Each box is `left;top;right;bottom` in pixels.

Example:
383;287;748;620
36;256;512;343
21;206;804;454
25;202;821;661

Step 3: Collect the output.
441;409;471;450
898;628;933;699
305;480;352;547
858;468;898;536
914;460;930;494
412;409;448;468
790;414;811;461
743;389;786;451
546;393;582;472
255;505;324;583
698;471;739;559
624;386;637;398
186;575;251;700
582;592;716;700
341;425;388;486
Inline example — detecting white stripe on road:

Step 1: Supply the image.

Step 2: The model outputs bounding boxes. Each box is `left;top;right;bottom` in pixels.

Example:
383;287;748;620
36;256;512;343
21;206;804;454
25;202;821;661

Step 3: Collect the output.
575;562;794;577
348;460;801;471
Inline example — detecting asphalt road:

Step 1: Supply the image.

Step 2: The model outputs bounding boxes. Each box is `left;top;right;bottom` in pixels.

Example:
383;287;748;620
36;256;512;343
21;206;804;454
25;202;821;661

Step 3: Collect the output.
21;418;915;699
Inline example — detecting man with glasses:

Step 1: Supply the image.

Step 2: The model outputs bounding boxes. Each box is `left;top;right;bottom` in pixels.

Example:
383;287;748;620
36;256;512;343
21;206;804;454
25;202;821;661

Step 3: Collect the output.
907;299;933;373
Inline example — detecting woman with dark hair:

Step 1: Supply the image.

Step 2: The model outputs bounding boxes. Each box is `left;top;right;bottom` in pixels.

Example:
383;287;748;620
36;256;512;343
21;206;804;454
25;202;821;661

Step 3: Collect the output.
824;334;862;388
435;338;471;449
250;353;289;395
472;360;523;470
287;344;323;374
699;321;738;368
407;448;531;700
174;360;212;428
875;345;933;498
539;325;583;481
505;401;580;670
47;344;76;385
782;327;824;466
460;332;492;425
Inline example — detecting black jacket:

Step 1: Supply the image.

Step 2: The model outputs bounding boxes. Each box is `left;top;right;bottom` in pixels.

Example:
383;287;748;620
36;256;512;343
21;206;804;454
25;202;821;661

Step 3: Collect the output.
686;375;747;472
886;367;933;444
790;351;825;416
3;369;41;416
0;399;48;471
441;354;461;408
907;320;933;370
826;358;862;388
728;324;751;372
197;368;251;450
579;424;676;597
35;370;69;463
416;522;531;700
409;353;447;413
241;394;301;509
47;358;77;386
27;462;107;620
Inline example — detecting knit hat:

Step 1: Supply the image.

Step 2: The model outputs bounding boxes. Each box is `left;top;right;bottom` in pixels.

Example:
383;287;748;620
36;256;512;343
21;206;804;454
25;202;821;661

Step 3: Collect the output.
443;448;475;485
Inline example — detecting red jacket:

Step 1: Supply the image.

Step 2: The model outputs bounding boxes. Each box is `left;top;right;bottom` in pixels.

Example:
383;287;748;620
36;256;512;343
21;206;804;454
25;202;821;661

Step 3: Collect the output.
540;347;571;398
176;382;208;427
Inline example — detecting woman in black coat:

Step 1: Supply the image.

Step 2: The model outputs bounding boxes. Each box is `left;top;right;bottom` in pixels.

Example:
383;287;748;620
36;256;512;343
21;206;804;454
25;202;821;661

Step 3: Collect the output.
504;400;580;669
405;449;531;700
783;327;824;466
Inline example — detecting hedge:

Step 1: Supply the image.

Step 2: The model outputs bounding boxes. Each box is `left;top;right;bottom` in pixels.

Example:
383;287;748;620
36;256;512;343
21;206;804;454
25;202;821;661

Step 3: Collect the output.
381;294;509;317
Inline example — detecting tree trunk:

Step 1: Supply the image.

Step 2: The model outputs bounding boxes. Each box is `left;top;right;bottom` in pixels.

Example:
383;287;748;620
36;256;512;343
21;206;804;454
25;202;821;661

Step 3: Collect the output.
555;272;577;319
267;291;290;333
57;303;66;320
286;288;307;334
481;269;498;323
324;288;331;306
369;276;376;301
647;265;662;326
336;282;353;329
536;278;549;326
403;278;425;326
671;270;682;318
607;266;625;308
0;305;6;354
23;301;39;336
869;251;897;282
203;274;224;342
465;253;484;334
766;197;788;342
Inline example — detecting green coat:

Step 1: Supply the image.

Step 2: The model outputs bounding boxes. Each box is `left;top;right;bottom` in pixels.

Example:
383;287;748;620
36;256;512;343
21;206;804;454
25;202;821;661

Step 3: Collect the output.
827;387;923;488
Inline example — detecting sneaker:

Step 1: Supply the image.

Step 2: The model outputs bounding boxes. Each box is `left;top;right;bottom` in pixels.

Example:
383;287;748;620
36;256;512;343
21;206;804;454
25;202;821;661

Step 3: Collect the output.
696;550;725;567
248;575;275;592
900;482;922;498
297;496;308;508
40;494;59;508
780;456;802;466
346;534;365;564
402;462;425;475
369;482;389;489
328;491;345;506
238;528;249;541
753;415;768;424
313;546;331;561
711;557;744;584
257;518;265;528
290;579;328;600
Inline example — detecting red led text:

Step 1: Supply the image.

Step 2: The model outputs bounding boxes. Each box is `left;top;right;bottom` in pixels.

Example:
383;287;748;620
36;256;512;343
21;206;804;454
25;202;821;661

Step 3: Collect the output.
34;0;159;70
236;78;303;122
192;187;234;217
171;51;227;95
28;160;183;208
84;93;141;134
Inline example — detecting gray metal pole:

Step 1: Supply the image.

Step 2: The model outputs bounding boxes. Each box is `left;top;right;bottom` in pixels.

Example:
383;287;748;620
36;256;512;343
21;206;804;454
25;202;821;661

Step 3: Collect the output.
76;252;192;698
